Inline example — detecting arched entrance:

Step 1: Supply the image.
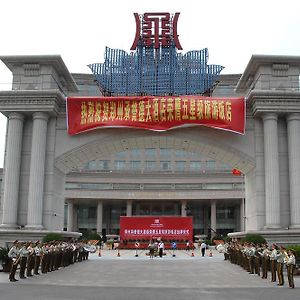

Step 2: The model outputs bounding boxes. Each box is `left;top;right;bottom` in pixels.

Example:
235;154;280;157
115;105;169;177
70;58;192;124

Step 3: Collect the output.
56;132;254;238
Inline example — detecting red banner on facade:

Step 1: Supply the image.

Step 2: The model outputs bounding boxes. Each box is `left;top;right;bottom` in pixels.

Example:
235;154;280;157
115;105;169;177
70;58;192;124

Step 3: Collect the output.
119;216;193;241
66;96;245;135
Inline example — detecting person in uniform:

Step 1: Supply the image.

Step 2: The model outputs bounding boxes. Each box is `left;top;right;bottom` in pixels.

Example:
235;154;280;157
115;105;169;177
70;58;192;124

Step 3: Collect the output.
276;246;285;286
148;239;155;259
41;242;49;273
158;240;164;258
34;240;42;275
269;244;278;282
259;243;270;279
247;243;255;274
254;244;261;276
19;242;29;279
8;240;20;282
26;241;35;277
286;249;296;289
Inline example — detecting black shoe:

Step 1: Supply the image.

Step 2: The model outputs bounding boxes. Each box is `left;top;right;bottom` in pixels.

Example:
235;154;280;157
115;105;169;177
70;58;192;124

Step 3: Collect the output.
20;276;26;279
10;278;18;282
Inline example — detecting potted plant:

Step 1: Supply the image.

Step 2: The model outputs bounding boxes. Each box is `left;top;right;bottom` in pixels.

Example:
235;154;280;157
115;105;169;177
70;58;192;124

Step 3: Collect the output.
0;247;11;272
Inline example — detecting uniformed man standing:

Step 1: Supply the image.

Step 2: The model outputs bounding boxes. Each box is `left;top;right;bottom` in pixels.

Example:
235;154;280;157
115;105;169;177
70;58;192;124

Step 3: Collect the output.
286;249;296;289
8;240;20;282
19;242;29;279
41;243;49;273
34;240;42;275
26;242;35;277
269;244;278;282
260;243;270;279
276;246;285;286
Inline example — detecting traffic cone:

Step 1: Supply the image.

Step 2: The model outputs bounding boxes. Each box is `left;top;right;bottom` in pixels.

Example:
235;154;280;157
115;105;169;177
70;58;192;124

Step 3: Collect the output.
98;248;101;257
209;250;213;257
117;249;120;257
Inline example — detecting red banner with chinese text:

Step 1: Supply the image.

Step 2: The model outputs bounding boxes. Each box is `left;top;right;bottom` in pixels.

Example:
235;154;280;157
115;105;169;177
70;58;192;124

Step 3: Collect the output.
66;96;245;135
119;216;193;241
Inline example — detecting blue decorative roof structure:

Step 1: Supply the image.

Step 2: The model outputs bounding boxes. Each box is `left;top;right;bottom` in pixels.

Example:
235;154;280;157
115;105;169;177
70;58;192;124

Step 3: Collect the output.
89;45;224;97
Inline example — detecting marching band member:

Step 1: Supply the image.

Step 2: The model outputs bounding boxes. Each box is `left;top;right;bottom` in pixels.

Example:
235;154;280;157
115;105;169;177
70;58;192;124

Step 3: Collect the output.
19;242;29;279
26;241;35;277
259;243;270;279
276;246;285;286
269;244;278;282
286;249;296;288
254;244;261;276
247;243;256;274
8;240;20;282
34;240;42;275
41;242;49;273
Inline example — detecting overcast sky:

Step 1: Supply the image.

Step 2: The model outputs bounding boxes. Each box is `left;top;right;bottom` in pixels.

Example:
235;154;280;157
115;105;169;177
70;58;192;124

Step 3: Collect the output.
0;0;300;167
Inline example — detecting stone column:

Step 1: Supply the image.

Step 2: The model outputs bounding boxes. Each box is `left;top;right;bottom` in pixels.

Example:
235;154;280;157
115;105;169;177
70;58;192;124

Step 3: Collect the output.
126;200;132;216
97;201;103;234
25;112;49;229
203;206;208;236
181;200;187;217
67;202;74;232
0;113;24;228
73;205;78;232
240;198;245;232
287;113;300;228
263;113;281;229
210;200;217;238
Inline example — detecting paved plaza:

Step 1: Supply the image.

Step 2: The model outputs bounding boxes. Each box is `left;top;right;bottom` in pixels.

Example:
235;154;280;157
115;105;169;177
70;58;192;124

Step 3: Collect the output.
0;249;298;300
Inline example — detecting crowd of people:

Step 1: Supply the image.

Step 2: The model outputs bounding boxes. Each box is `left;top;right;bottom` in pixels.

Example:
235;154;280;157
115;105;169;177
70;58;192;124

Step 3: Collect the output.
7;240;93;282
217;241;297;288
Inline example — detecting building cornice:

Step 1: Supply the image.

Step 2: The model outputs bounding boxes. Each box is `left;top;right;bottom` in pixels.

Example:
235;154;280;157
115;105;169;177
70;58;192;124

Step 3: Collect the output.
247;89;300;117
236;54;300;92
0;90;66;117
0;55;78;93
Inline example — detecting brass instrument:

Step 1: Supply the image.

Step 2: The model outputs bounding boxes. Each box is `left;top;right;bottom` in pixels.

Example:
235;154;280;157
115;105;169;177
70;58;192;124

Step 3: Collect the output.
283;250;289;264
12;255;20;266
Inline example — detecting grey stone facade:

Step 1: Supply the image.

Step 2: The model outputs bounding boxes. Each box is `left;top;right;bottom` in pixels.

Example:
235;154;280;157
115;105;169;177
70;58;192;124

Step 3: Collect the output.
0;54;299;245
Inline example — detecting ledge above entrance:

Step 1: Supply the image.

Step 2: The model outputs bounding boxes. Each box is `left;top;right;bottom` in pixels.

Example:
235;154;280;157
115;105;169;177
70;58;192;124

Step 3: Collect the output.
0;55;78;93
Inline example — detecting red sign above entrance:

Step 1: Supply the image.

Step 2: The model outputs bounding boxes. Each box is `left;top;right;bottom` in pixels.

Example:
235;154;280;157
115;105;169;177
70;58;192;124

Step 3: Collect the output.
66;96;245;135
131;12;182;50
119;216;193;241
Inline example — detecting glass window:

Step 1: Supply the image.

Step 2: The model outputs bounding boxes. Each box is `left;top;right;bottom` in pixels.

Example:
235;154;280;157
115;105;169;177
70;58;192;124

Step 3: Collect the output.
219;162;231;170
130;160;141;170
160;161;171;171
88;160;98;170
190;161;201;170
175;161;185;171
115;151;127;159
114;160;126;170
206;160;216;170
160;148;171;157
145;148;156;156
88;207;96;218
217;207;235;219
145;160;156;171
175;150;187;157
99;160;110;170
131;149;141;157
